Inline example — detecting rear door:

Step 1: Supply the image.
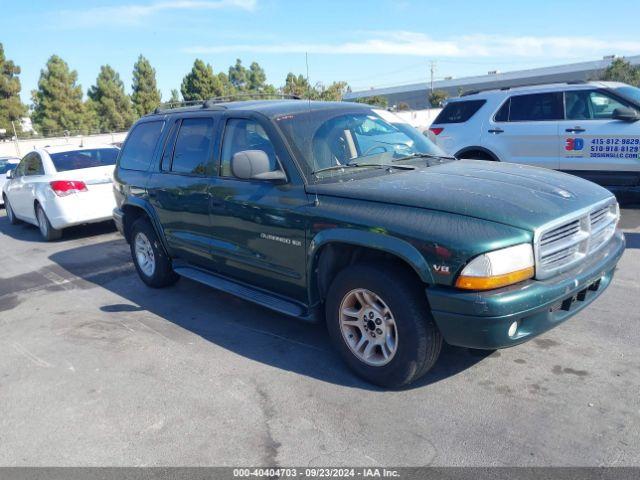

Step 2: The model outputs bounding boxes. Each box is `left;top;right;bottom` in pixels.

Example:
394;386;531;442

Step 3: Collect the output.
483;91;563;169
559;88;640;188
147;114;219;268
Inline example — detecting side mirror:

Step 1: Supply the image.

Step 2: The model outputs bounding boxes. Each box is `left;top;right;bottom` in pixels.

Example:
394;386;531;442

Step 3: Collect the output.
6;169;14;180
612;107;640;122
231;150;287;182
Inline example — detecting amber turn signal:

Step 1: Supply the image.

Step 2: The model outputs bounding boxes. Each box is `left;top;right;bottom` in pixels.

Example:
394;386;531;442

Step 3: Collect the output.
455;266;534;291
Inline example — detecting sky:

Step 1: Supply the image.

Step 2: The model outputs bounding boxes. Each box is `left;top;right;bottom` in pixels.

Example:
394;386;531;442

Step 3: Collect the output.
3;0;640;104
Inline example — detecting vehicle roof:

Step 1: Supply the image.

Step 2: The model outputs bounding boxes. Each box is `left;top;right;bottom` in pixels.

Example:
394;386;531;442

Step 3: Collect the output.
38;144;118;155
147;99;373;119
449;81;629;102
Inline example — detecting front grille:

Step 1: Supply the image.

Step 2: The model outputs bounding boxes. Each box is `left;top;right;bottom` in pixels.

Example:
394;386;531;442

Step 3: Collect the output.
535;199;618;280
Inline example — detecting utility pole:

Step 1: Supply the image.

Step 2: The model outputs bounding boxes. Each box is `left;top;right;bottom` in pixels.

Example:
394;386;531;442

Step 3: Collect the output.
11;120;20;156
428;60;436;107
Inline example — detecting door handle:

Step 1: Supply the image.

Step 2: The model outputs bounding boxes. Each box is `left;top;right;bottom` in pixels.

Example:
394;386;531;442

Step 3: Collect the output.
488;128;504;134
565;127;585;133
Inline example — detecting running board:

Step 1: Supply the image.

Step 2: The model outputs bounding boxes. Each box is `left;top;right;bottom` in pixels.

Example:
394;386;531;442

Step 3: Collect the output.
174;266;309;319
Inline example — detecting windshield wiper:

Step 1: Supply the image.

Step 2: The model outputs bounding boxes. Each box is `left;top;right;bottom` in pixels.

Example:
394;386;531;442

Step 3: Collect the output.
392;152;457;162
311;162;413;176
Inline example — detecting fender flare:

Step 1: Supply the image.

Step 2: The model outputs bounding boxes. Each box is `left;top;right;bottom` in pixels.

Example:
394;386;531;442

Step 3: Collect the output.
307;228;434;304
455;146;500;161
120;197;170;254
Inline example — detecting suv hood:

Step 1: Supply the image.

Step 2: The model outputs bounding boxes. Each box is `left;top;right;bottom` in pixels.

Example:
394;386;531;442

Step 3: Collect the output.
307;160;614;231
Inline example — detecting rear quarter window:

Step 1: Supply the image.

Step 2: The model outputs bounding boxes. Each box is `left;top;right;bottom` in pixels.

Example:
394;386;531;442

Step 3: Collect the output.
118;121;164;171
433;100;486;124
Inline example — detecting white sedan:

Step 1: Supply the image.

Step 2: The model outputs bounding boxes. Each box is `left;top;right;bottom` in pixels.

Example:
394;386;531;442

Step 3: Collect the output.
0;156;20;205
2;145;119;240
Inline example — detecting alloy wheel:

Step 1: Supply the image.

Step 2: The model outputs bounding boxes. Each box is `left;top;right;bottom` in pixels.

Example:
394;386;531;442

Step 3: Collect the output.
134;232;156;277
339;288;398;366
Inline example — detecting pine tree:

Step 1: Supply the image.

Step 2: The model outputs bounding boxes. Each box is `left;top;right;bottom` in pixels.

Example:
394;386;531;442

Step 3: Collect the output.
217;71;235;96
131;55;161;116
0;43;27;135
318;81;350;101
228;58;248;92
31;55;87;135
87;65;135;132
181;59;223;101
283;73;312;98
169;89;181;104
600;58;640;86
248;61;267;92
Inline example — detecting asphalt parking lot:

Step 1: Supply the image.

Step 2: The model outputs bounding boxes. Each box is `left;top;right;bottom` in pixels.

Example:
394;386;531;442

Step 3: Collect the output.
0;207;639;467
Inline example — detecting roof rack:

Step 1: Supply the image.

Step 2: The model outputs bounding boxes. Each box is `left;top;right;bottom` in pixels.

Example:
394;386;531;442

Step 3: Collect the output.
459;80;590;97
153;93;301;114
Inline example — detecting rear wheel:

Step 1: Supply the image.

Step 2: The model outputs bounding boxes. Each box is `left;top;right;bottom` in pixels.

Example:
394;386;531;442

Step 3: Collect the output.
130;217;179;288
326;263;442;388
4;195;20;225
36;204;62;241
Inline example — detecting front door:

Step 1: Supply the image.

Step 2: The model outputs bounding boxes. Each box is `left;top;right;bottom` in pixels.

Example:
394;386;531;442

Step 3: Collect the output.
483;91;563;169
559;89;640;188
209;116;309;302
148;115;219;267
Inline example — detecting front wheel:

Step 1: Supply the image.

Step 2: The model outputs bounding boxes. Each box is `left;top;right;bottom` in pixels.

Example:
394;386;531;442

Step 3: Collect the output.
325;263;442;388
4;195;20;225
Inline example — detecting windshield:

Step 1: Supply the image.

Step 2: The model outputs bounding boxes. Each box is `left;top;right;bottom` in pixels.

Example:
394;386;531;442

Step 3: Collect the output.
0;159;18;175
615;86;640;106
275;107;448;182
50;148;118;173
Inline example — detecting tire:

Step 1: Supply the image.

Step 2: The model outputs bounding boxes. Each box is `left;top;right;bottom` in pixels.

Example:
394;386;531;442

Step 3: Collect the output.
325;263;442;388
4;195;20;225
35;204;62;241
130;217;179;288
458;150;496;161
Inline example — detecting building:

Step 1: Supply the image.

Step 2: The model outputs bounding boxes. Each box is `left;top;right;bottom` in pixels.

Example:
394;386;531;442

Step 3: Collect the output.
344;55;640;110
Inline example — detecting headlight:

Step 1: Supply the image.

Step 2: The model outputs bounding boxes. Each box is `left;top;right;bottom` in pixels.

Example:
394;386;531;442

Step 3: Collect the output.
455;243;534;290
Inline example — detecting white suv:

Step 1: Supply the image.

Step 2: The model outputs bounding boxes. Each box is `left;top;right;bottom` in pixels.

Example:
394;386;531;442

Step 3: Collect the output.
429;81;640;199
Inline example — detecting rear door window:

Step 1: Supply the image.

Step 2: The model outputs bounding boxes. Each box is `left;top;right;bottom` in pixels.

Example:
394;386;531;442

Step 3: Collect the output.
170;117;215;176
433;100;486;124
119;121;164;171
507;92;564;121
50;148;118;172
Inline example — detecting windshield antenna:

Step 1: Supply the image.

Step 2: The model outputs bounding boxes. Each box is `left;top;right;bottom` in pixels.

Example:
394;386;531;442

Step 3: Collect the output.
306;52;319;207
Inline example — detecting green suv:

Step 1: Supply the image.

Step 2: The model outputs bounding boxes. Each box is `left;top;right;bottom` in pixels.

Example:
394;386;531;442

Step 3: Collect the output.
113;99;625;388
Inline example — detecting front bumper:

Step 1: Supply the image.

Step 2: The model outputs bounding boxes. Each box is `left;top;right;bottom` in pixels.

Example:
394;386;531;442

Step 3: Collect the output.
426;230;625;349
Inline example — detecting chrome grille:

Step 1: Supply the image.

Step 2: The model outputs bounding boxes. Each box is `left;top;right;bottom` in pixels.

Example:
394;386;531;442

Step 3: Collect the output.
535;199;618;280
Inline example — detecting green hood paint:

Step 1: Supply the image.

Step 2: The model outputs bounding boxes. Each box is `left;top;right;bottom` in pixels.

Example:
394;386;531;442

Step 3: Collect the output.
307;160;614;232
